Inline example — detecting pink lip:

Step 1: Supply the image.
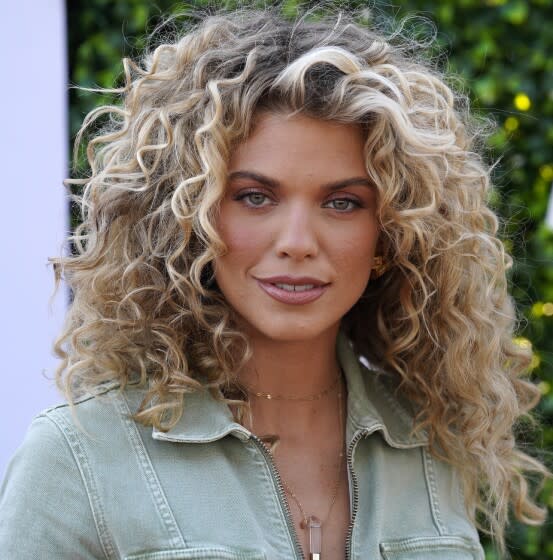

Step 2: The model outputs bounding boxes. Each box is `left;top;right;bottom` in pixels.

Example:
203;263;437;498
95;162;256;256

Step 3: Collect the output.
256;275;328;286
255;276;329;305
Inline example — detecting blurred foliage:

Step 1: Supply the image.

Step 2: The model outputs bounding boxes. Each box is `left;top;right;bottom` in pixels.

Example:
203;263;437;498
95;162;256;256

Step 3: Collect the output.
68;0;553;557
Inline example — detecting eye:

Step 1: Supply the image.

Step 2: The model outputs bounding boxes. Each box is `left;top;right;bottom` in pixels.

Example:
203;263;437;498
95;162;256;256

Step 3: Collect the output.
324;198;362;212
233;190;273;208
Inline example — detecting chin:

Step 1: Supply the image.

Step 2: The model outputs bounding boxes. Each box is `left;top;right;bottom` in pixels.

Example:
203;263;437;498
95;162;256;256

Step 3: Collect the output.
245;317;340;344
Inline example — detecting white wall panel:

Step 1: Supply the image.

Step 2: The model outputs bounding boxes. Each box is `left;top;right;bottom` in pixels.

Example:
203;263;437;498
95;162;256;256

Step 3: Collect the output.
0;0;67;477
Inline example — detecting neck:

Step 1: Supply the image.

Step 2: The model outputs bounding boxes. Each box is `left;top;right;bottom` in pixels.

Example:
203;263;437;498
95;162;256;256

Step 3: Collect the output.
236;325;343;437
239;326;340;395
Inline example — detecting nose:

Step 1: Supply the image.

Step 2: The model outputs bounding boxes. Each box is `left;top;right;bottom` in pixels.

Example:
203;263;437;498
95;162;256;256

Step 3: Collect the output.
274;203;319;260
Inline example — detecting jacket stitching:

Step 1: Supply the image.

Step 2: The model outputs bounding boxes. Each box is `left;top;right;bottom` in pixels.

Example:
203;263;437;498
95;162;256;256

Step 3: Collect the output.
349;418;426;450
380;534;483;555
42;381;121;412
45;410;116;560
247;441;303;557
115;392;187;549
422;447;447;535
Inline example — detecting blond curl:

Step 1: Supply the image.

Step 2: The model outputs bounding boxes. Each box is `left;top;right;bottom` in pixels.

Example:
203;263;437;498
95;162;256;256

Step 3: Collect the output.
52;5;548;552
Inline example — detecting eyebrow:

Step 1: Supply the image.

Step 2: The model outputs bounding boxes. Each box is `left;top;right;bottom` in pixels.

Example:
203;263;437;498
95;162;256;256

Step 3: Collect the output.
227;170;374;191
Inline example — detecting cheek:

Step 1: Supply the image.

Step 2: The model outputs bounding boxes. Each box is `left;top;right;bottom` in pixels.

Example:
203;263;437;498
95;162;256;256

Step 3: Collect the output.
221;224;260;254
215;210;271;276
332;224;379;272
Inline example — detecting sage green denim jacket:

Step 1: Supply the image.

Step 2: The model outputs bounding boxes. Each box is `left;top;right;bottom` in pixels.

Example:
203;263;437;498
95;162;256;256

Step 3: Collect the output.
0;333;484;559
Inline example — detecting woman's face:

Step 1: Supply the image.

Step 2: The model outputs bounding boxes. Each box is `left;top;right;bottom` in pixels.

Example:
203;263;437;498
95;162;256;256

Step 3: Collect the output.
214;112;379;343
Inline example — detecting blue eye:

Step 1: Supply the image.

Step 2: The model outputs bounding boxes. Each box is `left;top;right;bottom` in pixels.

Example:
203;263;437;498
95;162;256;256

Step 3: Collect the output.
325;198;361;212
234;190;272;208
246;193;269;206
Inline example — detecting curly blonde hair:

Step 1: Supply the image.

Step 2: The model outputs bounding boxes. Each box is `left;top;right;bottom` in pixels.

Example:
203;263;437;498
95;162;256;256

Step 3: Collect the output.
53;4;547;550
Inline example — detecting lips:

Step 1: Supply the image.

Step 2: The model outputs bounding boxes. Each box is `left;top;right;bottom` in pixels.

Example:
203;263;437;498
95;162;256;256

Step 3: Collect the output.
255;275;330;305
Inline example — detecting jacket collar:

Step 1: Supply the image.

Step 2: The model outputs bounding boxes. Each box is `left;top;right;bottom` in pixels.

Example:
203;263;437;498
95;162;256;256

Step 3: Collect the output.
152;331;427;448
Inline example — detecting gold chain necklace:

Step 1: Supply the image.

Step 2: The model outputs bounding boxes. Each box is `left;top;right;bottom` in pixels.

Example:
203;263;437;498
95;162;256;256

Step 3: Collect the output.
251;375;345;560
242;374;339;401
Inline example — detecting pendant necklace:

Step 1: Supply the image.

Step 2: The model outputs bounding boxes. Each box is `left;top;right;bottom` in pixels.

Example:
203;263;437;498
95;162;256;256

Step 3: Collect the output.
246;373;345;560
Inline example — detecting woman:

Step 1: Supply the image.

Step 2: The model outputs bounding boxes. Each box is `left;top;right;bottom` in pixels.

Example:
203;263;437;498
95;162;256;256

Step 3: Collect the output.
0;6;547;559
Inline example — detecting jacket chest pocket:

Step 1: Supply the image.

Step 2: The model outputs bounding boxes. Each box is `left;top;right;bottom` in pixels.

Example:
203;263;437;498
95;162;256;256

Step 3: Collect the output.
380;536;484;560
124;547;267;560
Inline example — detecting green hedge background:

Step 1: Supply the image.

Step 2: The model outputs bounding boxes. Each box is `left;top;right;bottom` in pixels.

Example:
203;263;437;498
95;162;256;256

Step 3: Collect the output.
67;1;553;557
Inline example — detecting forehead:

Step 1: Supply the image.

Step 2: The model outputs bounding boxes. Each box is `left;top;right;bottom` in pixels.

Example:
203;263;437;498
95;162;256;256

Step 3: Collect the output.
228;112;367;176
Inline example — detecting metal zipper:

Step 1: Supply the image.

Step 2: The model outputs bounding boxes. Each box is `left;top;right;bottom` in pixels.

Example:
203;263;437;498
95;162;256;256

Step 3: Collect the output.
250;435;305;560
344;429;369;560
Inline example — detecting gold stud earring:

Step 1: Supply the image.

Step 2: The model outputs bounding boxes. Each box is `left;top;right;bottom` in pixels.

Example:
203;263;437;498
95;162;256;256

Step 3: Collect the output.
371;256;388;279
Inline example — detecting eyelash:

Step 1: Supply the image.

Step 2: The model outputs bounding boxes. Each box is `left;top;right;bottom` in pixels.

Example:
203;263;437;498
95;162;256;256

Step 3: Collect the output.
233;189;363;212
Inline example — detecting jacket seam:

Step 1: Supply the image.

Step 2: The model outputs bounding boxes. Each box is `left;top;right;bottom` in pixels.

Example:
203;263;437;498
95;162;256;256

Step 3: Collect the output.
379;534;483;555
42;382;122;413
247;440;302;557
350;418;426;450
43;410;115;560
116;391;187;549
422;447;447;535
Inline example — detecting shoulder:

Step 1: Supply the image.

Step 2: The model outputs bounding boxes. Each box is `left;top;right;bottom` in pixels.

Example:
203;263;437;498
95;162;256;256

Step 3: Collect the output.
2;381;148;499
39;381;147;436
2;413;76;487
2;381;138;492
0;394;121;557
